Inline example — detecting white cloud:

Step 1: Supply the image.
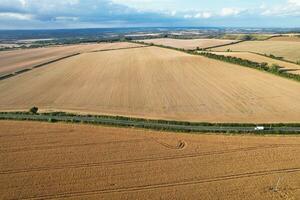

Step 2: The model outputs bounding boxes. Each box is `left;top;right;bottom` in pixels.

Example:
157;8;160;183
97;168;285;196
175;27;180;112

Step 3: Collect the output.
55;16;79;21
289;0;300;6
0;12;33;20
195;12;213;19
261;0;300;16
220;8;241;16
184;14;193;19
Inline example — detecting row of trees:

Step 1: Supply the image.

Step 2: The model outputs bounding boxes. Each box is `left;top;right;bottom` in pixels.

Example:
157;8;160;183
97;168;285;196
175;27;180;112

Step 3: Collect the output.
197;52;300;82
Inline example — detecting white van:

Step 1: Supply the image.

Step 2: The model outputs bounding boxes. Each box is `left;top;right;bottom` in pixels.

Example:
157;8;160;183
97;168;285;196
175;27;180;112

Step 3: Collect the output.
254;126;265;131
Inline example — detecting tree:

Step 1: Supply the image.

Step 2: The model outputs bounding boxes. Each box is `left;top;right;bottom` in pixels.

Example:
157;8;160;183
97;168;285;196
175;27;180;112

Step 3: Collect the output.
270;64;281;73
29;107;38;114
241;35;253;41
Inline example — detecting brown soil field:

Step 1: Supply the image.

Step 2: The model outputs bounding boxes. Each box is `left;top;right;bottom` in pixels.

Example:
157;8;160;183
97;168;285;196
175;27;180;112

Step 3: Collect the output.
0;121;299;200
1;46;300;123
268;36;300;42
0;42;143;76
136;38;238;50
207;51;300;74
212;41;300;62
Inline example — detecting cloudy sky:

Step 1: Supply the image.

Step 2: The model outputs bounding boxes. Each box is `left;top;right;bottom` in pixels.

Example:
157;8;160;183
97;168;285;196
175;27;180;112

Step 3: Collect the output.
0;0;300;29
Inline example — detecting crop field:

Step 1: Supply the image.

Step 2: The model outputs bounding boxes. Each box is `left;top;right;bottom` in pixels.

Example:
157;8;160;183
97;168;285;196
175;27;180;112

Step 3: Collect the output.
211;41;300;62
0;42;144;76
0;46;300;123
207;51;300;74
268;36;300;42
0;121;299;200
136;38;238;50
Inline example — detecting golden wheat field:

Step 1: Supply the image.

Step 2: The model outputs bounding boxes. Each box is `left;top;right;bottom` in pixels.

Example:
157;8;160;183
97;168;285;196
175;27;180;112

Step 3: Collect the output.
207;51;300;75
136;38;238;50
212;41;300;62
0;121;299;200
1;46;300;123
0;42;143;76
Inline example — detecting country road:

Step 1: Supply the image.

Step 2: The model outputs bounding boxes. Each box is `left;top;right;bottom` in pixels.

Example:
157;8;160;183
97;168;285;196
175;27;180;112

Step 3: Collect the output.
1;113;300;134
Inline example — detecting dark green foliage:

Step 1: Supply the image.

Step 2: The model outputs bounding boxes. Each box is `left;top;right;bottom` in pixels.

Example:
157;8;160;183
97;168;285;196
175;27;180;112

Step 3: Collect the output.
267;54;284;60
240;35;253;41
29;107;38;114
48;118;57;123
197;52;300;82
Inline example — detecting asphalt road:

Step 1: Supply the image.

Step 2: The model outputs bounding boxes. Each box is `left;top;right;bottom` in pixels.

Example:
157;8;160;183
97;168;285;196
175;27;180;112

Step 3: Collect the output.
1;113;300;134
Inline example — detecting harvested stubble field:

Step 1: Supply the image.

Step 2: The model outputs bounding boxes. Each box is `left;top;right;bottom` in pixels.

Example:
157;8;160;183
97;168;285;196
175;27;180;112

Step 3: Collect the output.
268;36;300;42
207;51;300;75
0;42;143;76
136;38;238;50
212;41;300;62
0;121;299;199
1;46;300;123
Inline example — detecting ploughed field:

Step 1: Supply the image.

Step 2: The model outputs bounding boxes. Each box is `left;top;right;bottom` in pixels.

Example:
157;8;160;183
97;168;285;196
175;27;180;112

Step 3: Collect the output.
1;46;300;123
0;42;144;76
211;41;300;62
136;38;238;50
0;121;299;200
207;51;300;75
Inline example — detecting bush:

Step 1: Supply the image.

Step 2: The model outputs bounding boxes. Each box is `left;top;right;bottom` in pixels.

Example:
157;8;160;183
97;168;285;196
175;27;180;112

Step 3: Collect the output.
29;107;38;114
48;118;57;123
270;64;281;73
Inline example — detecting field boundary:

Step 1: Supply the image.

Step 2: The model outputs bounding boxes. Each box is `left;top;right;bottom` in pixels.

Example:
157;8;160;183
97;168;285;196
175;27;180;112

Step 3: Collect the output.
88;45;149;53
0;112;299;134
197;51;300;82
0;53;81;81
202;40;244;50
130;41;300;83
0;43;149;82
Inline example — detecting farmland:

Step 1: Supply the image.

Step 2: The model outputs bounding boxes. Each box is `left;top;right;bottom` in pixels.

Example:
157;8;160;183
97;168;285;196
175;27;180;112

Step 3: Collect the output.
136;38;238;50
1;46;300;123
211;41;300;62
268;36;300;42
207;51;300;75
0;121;299;199
0;42;144;76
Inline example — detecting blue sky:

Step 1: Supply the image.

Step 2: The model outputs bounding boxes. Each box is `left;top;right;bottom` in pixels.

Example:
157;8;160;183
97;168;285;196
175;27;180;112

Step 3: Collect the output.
0;0;300;29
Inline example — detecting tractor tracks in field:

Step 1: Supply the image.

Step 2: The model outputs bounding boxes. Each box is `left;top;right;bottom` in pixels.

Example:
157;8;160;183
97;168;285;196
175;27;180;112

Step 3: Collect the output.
22;167;300;200
1;143;298;175
150;138;186;150
0;138;147;153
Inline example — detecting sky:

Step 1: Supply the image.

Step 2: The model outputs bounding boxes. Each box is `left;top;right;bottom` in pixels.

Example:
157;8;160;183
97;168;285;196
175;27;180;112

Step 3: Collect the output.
0;0;300;29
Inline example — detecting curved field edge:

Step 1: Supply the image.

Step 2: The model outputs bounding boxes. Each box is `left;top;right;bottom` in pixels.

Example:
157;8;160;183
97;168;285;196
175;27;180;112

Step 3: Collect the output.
131;41;300;83
0;112;299;135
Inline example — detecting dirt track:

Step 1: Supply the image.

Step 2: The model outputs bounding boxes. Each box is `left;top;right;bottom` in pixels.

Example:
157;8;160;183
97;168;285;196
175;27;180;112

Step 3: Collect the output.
0;42;143;76
0;121;299;199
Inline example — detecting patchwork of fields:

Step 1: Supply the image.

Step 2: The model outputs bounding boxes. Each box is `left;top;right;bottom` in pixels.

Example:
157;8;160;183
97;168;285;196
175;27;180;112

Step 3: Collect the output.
136;38;238;50
0;46;300;123
1;121;299;200
0;42;144;76
211;41;300;62
207;51;300;74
